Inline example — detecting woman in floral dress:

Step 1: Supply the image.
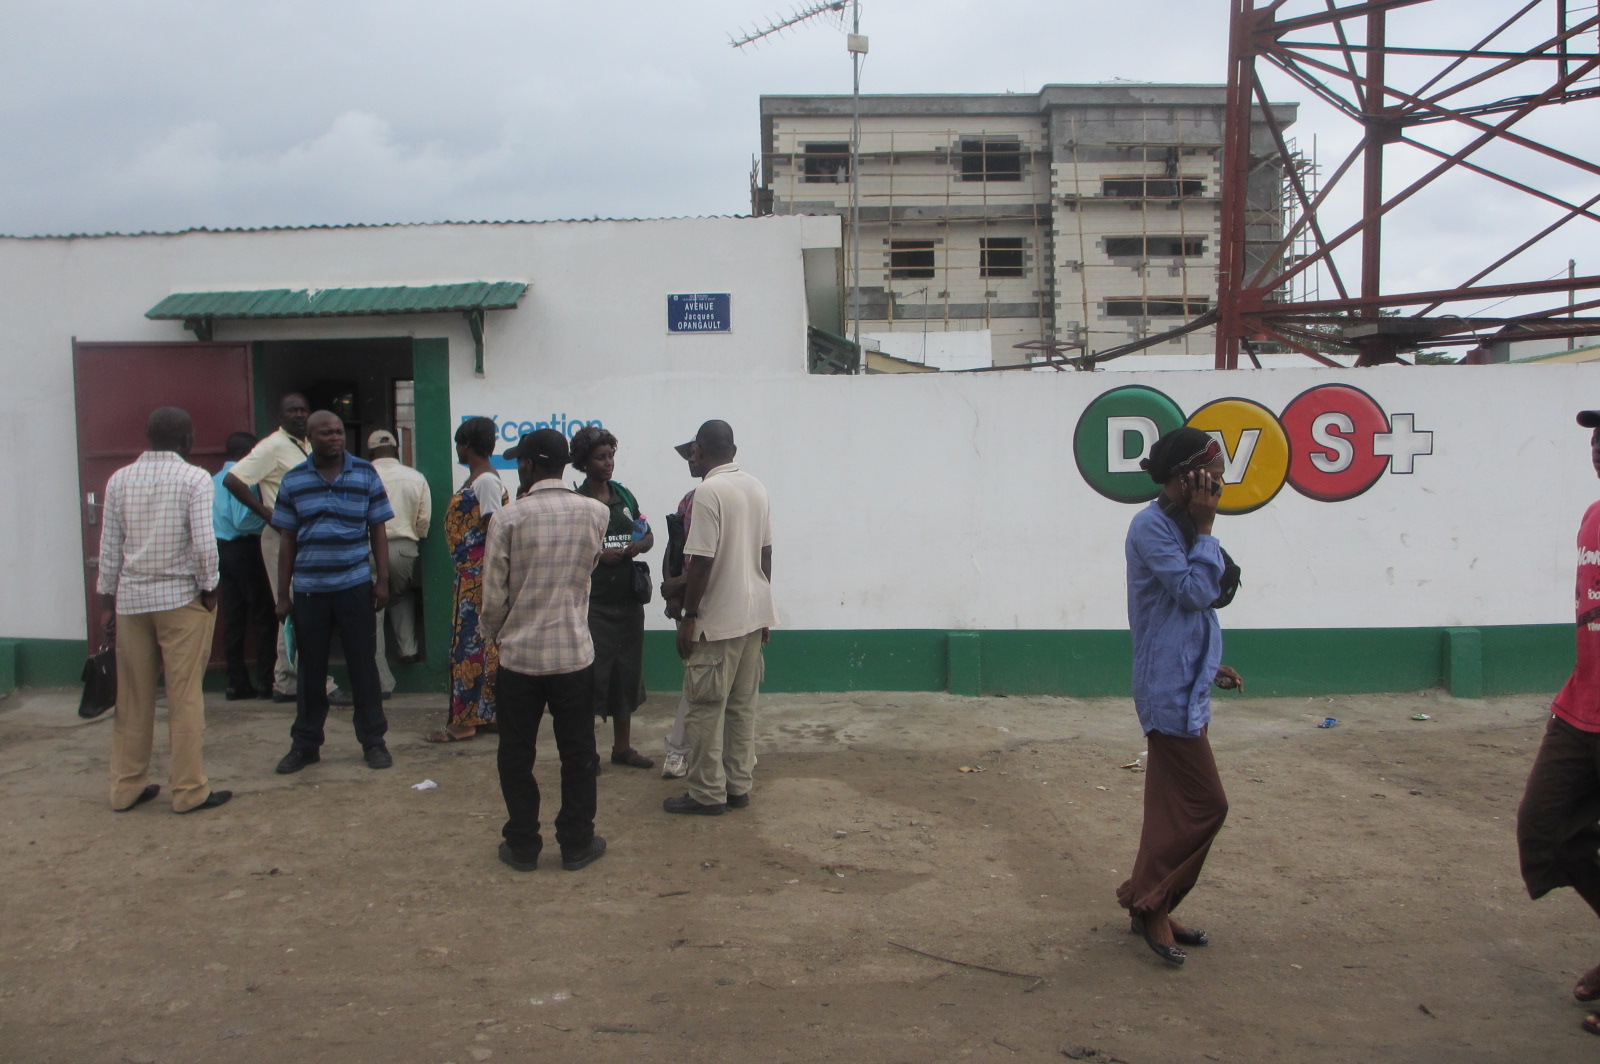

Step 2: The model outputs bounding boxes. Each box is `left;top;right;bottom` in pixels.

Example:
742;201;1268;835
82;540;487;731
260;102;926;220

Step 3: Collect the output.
425;417;507;743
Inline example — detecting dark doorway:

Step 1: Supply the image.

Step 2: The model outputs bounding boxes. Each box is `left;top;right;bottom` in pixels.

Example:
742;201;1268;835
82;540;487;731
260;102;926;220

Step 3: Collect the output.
252;338;425;671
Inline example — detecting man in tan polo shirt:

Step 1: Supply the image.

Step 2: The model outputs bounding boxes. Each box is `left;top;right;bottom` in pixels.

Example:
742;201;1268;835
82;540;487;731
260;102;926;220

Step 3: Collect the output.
665;420;777;816
223;392;342;704
367;429;431;695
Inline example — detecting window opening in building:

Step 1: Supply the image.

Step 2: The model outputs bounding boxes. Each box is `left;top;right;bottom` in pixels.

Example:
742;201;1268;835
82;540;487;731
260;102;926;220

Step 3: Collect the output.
802;142;852;184
1102;178;1206;198
1104;236;1206;258
890;240;936;279
1104;298;1211;317
980;237;1027;278
959;139;1023;182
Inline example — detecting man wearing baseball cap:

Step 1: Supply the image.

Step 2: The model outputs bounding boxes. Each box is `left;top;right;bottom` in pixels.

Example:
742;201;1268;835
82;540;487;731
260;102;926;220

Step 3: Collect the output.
664;419;778;816
481;428;609;872
1518;408;1600;1034
367;430;431;695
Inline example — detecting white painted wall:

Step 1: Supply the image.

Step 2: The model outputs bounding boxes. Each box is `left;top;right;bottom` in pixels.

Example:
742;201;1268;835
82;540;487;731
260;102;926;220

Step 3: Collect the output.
0;215;837;641
3;218;1596;646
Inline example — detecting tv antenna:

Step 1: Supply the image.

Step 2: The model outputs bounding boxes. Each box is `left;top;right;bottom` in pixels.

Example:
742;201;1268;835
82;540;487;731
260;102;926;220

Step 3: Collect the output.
730;1;869;368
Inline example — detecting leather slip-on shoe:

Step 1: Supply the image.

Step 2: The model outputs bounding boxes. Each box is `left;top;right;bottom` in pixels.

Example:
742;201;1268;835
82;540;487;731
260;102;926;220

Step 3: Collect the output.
663;794;726;816
498;842;538;872
561;836;607;871
275;748;320;774
177;790;232;814
726;792;750;809
364;745;393;769
113;784;160;812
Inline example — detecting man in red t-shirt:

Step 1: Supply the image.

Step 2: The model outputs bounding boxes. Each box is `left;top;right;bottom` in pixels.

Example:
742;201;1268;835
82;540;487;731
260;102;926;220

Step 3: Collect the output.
1518;409;1600;1033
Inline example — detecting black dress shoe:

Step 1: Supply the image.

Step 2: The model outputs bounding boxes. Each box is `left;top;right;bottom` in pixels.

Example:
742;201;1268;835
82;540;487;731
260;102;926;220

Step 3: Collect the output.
114;783;161;812
275;748;320;774
663;793;725;816
225;686;258;702
610;748;655;769
364;744;393;769
561;836;607;871
271;691;297;704
726;792;750;809
498;842;538;872
1130;914;1186;966
177;790;233;813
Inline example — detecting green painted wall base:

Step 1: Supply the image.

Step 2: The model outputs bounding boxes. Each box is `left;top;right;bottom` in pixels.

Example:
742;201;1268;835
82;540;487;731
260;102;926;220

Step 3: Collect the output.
0;639;19;696
3;625;1577;700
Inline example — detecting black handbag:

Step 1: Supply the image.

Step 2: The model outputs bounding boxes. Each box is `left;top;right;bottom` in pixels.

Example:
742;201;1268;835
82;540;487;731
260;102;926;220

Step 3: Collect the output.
631;559;653;605
78;642;116;719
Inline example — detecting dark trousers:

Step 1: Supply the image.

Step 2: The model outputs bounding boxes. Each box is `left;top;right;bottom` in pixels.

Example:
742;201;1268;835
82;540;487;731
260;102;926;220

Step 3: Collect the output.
497;665;598;860
289;584;387;752
1518;715;1600;914
218;535;275;692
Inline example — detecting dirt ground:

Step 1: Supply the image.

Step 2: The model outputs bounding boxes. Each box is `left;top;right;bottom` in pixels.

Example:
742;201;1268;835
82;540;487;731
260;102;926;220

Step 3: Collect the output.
2;684;1598;1064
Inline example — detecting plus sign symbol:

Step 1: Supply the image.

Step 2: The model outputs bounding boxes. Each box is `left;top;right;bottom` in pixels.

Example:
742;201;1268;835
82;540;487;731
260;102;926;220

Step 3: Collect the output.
1279;384;1432;501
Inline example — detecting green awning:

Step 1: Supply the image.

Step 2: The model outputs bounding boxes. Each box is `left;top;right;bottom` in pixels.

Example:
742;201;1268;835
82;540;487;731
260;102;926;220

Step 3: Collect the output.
146;282;527;321
145;282;528;374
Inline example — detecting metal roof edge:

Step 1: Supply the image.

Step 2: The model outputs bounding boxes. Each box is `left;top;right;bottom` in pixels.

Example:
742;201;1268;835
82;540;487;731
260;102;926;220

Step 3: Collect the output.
1;214;766;241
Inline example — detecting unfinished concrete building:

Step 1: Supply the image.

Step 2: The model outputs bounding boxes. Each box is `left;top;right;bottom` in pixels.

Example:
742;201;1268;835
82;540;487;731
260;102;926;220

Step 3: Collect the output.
757;84;1297;369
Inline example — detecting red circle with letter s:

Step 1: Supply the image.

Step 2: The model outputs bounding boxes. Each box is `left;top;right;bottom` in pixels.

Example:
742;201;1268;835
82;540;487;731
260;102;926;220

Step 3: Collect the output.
1281;384;1390;502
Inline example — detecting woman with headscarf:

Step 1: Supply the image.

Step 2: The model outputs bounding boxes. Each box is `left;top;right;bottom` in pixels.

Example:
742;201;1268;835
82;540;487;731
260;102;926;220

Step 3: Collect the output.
1117;427;1244;966
425;417;508;743
571;425;656;770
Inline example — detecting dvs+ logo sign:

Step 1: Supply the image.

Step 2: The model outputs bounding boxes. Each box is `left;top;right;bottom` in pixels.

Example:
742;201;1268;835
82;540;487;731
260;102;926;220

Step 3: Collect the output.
1073;383;1433;514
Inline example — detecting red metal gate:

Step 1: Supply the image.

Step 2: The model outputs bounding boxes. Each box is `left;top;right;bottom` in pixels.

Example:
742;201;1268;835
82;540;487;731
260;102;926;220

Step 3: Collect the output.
73;341;254;661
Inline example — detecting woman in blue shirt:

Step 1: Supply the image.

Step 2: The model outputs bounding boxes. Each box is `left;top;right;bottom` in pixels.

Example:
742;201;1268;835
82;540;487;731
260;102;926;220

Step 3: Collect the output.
1118;427;1244;966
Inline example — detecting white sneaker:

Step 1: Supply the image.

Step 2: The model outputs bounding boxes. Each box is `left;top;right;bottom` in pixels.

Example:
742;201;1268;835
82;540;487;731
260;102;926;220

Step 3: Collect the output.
661;752;688;779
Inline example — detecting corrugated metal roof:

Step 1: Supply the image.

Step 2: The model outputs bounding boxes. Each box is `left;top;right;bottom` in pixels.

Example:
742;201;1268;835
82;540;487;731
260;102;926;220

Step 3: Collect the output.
146;282;528;321
4;215;759;241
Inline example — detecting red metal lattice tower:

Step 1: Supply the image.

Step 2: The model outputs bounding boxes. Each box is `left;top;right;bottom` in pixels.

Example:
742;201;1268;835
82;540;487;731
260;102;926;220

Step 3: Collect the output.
1217;0;1600;367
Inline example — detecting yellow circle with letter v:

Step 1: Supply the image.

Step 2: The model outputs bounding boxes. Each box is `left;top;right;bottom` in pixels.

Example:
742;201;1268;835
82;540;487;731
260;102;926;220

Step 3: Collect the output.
1184;397;1290;515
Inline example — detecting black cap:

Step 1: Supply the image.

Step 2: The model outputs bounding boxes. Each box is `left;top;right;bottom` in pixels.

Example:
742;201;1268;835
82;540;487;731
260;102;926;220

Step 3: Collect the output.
503;428;570;464
673;440;694;460
1579;411;1600;428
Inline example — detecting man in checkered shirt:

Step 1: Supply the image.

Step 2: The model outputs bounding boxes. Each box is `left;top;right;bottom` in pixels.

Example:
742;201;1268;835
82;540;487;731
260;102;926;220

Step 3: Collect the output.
481;428;609;872
97;407;232;814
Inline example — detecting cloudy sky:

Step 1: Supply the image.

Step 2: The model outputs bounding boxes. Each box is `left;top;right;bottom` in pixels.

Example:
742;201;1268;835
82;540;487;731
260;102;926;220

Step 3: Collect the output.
3;0;1594;316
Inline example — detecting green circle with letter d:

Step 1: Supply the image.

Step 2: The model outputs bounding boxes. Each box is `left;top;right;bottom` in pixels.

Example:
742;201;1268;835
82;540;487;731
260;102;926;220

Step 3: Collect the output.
1073;385;1186;503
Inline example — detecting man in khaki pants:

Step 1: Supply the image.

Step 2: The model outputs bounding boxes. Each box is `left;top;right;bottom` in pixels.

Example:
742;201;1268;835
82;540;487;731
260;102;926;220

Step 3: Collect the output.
98;407;232;814
664;420;776;816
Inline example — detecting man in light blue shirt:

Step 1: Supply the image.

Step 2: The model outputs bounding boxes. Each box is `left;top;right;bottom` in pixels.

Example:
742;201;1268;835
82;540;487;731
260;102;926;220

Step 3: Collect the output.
213;432;275;700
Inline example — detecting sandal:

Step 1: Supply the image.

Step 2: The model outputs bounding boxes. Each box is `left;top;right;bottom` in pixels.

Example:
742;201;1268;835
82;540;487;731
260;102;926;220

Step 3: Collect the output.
1583;1014;1600;1036
1577;964;1600;1002
423;729;475;744
610;748;655;769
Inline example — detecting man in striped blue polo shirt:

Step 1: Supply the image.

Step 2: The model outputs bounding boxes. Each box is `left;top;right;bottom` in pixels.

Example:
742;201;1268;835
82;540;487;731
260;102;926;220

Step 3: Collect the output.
271;410;397;774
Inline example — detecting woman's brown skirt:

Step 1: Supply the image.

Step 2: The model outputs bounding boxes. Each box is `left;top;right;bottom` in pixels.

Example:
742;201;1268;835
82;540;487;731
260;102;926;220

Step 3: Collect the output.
1116;728;1229;918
